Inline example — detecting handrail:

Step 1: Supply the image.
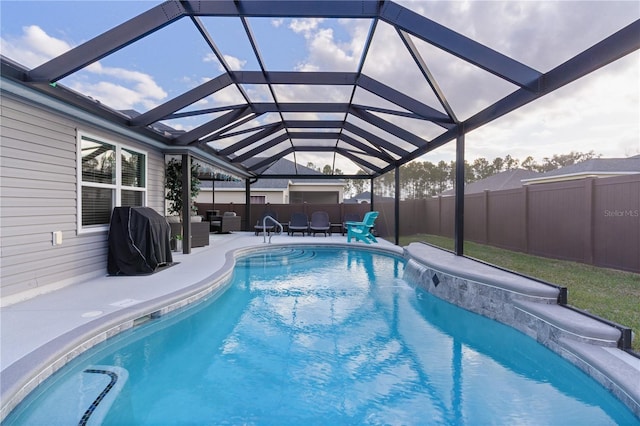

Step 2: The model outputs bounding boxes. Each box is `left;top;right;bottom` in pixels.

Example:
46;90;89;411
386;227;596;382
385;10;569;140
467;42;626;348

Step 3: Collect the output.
262;215;283;244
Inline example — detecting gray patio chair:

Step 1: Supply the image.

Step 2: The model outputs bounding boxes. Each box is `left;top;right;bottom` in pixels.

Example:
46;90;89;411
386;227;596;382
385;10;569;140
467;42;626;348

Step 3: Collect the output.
309;211;331;236
288;212;309;236
255;210;278;235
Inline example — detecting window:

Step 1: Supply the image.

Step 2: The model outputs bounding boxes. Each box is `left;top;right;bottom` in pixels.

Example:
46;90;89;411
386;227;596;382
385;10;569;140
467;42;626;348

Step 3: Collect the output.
78;133;147;232
250;195;266;204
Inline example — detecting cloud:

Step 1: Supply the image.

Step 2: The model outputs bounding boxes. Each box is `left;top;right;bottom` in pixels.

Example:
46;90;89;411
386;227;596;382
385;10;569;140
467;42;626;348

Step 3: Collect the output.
289;18;324;35
70;80;152;110
397;1;638;71
2;25;167;111
203;53;219;63
86;62;166;101
288;18;368;72
204;52;246;72
269;4;637;167
0;25;72;68
222;55;247;71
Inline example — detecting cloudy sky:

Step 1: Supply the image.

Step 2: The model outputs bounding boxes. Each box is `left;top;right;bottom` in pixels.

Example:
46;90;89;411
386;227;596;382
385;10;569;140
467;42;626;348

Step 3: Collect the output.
1;0;638;173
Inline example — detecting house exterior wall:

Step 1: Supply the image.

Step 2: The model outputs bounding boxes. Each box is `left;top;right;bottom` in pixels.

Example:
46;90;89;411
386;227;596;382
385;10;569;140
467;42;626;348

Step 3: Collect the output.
290;183;344;203
0;92;166;304
197;189;286;205
197;183;345;206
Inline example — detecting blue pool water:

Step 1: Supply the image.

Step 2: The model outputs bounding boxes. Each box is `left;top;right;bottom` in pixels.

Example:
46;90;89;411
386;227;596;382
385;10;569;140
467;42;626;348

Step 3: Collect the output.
6;247;638;425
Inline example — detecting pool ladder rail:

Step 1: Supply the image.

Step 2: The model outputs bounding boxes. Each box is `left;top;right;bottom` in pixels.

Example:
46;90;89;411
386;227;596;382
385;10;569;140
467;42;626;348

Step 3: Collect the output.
262;215;283;244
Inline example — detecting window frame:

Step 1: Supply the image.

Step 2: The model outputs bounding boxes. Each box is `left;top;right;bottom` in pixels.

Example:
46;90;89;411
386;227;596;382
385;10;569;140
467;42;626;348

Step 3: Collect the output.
250;195;266;204
77;131;148;234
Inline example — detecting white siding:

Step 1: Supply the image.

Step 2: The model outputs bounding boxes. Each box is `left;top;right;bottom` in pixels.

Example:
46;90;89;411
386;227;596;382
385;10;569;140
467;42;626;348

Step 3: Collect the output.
0;94;165;302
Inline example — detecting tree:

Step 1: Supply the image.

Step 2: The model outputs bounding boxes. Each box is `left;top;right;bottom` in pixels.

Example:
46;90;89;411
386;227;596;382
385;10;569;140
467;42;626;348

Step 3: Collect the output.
306;161;320;172
503;154;519;170
165;158;201;219
521;155;537;171
472;157;492;180
434;160;451;194
538;150;598;172
347;170;368;196
491;156;505;174
348;150;600;199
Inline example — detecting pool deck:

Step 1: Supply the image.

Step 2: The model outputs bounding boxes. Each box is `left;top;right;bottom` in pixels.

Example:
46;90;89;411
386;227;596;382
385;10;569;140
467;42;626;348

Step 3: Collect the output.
1;232;639;420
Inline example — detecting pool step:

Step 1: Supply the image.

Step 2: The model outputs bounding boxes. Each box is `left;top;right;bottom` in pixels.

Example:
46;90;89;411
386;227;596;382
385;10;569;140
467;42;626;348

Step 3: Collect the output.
14;365;128;426
237;248;317;267
513;300;621;347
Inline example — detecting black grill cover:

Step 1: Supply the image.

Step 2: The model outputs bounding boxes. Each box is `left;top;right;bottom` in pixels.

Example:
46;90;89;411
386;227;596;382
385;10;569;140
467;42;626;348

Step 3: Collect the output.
107;207;173;275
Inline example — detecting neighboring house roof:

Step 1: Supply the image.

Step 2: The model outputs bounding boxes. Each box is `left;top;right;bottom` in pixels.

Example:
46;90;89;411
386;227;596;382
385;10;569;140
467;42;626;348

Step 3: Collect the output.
200;158;344;190
440;169;541;196
353;191;372;201
344;191;371;203
522;156;640;185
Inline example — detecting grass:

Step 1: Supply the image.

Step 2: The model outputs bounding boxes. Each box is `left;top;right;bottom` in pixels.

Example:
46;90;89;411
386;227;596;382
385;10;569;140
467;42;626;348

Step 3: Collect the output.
394;234;640;352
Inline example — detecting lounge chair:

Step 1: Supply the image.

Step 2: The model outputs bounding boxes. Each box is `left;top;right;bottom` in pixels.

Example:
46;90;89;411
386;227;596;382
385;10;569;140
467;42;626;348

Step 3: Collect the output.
346;211;379;244
309;211;331;236
341;213;361;236
255;210;278;235
288;212;309;236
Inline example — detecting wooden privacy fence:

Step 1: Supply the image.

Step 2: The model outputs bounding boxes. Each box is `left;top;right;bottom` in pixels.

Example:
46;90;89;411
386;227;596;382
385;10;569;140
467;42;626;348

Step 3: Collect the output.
195;202;371;234
196;175;638;272
379;175;639;273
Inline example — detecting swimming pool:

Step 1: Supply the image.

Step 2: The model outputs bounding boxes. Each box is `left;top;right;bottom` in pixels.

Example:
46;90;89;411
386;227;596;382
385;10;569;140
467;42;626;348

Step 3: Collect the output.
5;247;637;424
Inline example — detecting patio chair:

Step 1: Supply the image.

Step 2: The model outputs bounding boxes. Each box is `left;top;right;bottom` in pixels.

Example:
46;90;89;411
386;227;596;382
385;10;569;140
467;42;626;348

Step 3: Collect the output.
288;212;309;236
255;210;278;235
219;211;241;233
341;213;361;236
346;211;379;244
309;211;331;237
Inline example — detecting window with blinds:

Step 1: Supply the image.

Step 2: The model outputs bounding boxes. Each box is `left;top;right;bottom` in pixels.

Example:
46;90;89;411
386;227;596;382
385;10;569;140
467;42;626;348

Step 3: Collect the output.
78;133;147;232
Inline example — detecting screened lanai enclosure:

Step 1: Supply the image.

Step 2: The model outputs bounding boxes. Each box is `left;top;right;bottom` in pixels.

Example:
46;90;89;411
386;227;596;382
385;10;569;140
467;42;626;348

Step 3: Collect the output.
1;1;638;258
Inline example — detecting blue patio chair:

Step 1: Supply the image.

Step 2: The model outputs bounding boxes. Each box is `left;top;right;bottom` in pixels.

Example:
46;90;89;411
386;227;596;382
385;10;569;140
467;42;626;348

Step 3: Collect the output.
346;211;379;244
341;212;361;236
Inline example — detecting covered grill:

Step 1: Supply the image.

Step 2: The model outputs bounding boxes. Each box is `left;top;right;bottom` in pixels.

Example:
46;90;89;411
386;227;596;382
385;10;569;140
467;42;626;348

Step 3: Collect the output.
107;207;173;275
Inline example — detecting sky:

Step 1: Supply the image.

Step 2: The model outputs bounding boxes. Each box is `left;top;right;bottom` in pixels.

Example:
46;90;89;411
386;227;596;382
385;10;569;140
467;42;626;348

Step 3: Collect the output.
1;0;639;173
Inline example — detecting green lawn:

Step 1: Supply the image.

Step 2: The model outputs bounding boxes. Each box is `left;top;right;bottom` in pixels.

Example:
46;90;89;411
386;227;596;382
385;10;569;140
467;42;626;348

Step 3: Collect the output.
395;234;640;353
